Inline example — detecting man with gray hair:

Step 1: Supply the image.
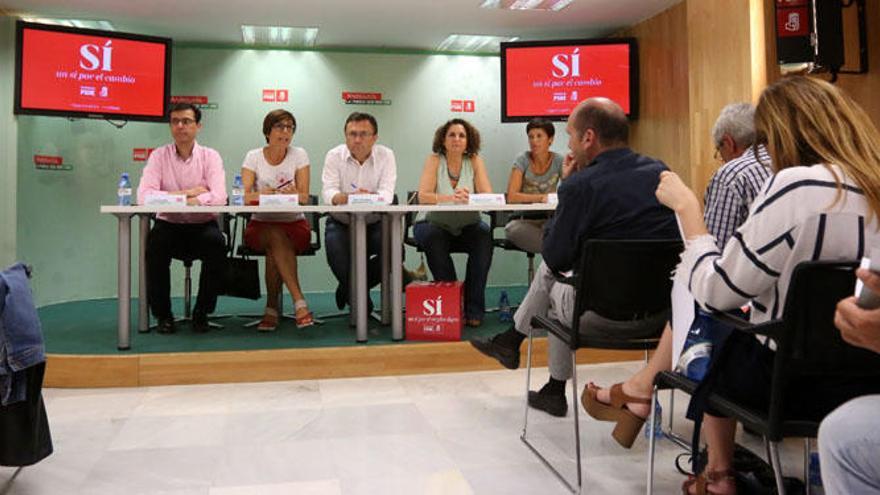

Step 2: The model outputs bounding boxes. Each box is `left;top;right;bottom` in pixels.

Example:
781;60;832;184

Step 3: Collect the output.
704;102;772;247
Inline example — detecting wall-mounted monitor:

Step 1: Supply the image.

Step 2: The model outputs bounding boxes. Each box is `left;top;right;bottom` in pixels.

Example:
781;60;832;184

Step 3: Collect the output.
14;21;172;122
500;38;638;122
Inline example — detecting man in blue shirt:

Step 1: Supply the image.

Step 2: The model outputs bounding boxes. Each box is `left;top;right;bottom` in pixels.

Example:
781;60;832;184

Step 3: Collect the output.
470;97;678;416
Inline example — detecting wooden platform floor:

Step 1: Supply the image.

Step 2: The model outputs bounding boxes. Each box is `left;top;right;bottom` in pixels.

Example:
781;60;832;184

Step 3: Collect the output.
45;338;646;388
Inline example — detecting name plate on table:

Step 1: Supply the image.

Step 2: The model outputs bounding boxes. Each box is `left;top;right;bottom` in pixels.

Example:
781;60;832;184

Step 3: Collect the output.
546;193;558;205
468;193;506;206
143;193;186;205
259;194;299;206
348;193;385;205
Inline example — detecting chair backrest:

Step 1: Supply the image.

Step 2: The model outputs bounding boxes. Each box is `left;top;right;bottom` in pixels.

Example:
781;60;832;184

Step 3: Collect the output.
758;260;880;437
573;239;683;339
404;191;420;248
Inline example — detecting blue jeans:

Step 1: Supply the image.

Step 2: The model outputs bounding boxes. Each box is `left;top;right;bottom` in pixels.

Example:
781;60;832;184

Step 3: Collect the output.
324;218;383;307
819;395;880;494
413;221;493;321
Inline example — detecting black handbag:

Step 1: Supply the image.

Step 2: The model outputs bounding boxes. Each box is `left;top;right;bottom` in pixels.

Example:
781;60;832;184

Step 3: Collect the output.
221;215;261;300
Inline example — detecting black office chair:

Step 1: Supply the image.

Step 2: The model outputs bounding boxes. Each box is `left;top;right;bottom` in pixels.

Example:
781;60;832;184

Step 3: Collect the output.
235;195;323;327
523;238;683;493
646;260;880;495
489;201;552;284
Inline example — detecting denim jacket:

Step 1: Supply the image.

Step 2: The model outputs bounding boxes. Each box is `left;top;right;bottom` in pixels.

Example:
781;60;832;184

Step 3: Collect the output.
0;263;46;405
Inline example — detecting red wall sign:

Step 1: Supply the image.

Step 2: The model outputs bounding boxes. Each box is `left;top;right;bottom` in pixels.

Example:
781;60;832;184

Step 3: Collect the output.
33;155;63;166
343;92;383;101
170;95;208;104
262;89;289;102
132;148;156;162
450;100;475;113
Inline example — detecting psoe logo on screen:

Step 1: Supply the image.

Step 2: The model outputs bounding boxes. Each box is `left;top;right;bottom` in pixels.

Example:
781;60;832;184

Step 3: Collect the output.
79;40;113;72
551;48;580;79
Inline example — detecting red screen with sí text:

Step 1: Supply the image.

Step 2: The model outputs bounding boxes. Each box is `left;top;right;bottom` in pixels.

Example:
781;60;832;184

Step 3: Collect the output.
19;28;168;118
504;43;632;118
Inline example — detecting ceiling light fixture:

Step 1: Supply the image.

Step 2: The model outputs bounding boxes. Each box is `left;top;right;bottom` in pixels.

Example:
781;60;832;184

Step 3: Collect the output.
479;0;574;11
240;25;319;47
20;16;115;30
436;34;519;53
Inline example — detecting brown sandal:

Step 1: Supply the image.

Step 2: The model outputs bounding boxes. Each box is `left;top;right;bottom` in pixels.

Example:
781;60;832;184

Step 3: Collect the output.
681;469;736;495
581;382;651;448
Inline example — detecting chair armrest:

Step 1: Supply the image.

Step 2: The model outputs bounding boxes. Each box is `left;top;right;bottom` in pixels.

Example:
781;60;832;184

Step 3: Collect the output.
530;315;574;347
710;311;783;340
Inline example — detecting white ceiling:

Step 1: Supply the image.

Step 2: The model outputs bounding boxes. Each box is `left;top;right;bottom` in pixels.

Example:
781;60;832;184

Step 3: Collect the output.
2;0;680;50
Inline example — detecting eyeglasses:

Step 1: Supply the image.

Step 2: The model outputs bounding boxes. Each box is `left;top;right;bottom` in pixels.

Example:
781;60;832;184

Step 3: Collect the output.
170;118;196;126
713;147;722;162
272;123;295;132
346;131;374;139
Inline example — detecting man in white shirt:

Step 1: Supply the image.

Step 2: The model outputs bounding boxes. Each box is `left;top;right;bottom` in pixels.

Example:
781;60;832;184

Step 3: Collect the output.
322;112;397;311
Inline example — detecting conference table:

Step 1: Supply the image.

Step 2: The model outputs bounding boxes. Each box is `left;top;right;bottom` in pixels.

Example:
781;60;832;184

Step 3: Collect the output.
101;202;556;350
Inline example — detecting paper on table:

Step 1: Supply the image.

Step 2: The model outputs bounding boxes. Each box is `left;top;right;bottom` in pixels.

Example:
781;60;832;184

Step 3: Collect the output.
670;212;696;369
468;193;506;206
347;193;385;205
259;194;298;206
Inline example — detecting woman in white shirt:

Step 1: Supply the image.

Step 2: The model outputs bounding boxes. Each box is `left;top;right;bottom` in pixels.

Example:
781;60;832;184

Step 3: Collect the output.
656;76;880;494
241;109;313;330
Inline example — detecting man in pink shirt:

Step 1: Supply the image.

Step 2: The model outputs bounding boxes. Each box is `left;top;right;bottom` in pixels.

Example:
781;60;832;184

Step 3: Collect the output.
137;103;228;334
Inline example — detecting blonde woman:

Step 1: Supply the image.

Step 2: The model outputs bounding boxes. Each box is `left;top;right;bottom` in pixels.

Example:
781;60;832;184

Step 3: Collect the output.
656;76;880;494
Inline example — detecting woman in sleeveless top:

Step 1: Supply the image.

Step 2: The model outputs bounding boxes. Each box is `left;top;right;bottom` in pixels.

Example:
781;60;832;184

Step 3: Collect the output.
504;117;563;254
415;119;494;327
240;109;314;331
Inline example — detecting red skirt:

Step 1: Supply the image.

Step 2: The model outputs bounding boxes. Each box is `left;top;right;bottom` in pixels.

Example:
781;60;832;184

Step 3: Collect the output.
244;219;310;254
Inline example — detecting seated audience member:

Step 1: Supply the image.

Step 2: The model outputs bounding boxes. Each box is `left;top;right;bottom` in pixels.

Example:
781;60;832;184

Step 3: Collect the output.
415;118;493;327
470;97;677;418
241;109;313;330
819;267;880;494
504;117;564;254
584;102;772;446
138;103;227;334
654;76;880;494
322;112;396;312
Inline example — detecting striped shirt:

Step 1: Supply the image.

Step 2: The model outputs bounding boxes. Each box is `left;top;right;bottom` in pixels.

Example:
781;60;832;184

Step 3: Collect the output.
678;163;878;330
703;145;772;248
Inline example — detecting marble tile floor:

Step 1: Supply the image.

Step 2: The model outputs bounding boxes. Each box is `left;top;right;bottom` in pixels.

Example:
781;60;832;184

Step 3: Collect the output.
0;361;809;494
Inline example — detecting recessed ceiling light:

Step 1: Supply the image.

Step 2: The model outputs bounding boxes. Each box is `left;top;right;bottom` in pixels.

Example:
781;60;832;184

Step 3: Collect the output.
20;17;115;30
437;34;519;53
241;25;319;47
480;0;574;11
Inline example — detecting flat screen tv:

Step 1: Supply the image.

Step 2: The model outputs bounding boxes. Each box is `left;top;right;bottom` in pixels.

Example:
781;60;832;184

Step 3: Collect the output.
14;21;172;122
500;38;638;122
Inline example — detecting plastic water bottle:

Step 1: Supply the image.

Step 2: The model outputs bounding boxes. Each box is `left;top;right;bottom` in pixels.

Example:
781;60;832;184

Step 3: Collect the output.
117;172;132;206
645;398;665;439
231;173;244;206
809;451;825;494
498;290;513;322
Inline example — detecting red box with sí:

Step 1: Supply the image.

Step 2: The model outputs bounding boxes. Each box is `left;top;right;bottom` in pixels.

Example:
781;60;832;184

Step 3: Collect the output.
406;281;464;341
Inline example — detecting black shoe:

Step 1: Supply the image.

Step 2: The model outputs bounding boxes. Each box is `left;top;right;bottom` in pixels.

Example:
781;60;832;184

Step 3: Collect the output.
528;383;568;417
469;335;520;370
157;317;176;334
335;285;347;310
192;312;210;333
